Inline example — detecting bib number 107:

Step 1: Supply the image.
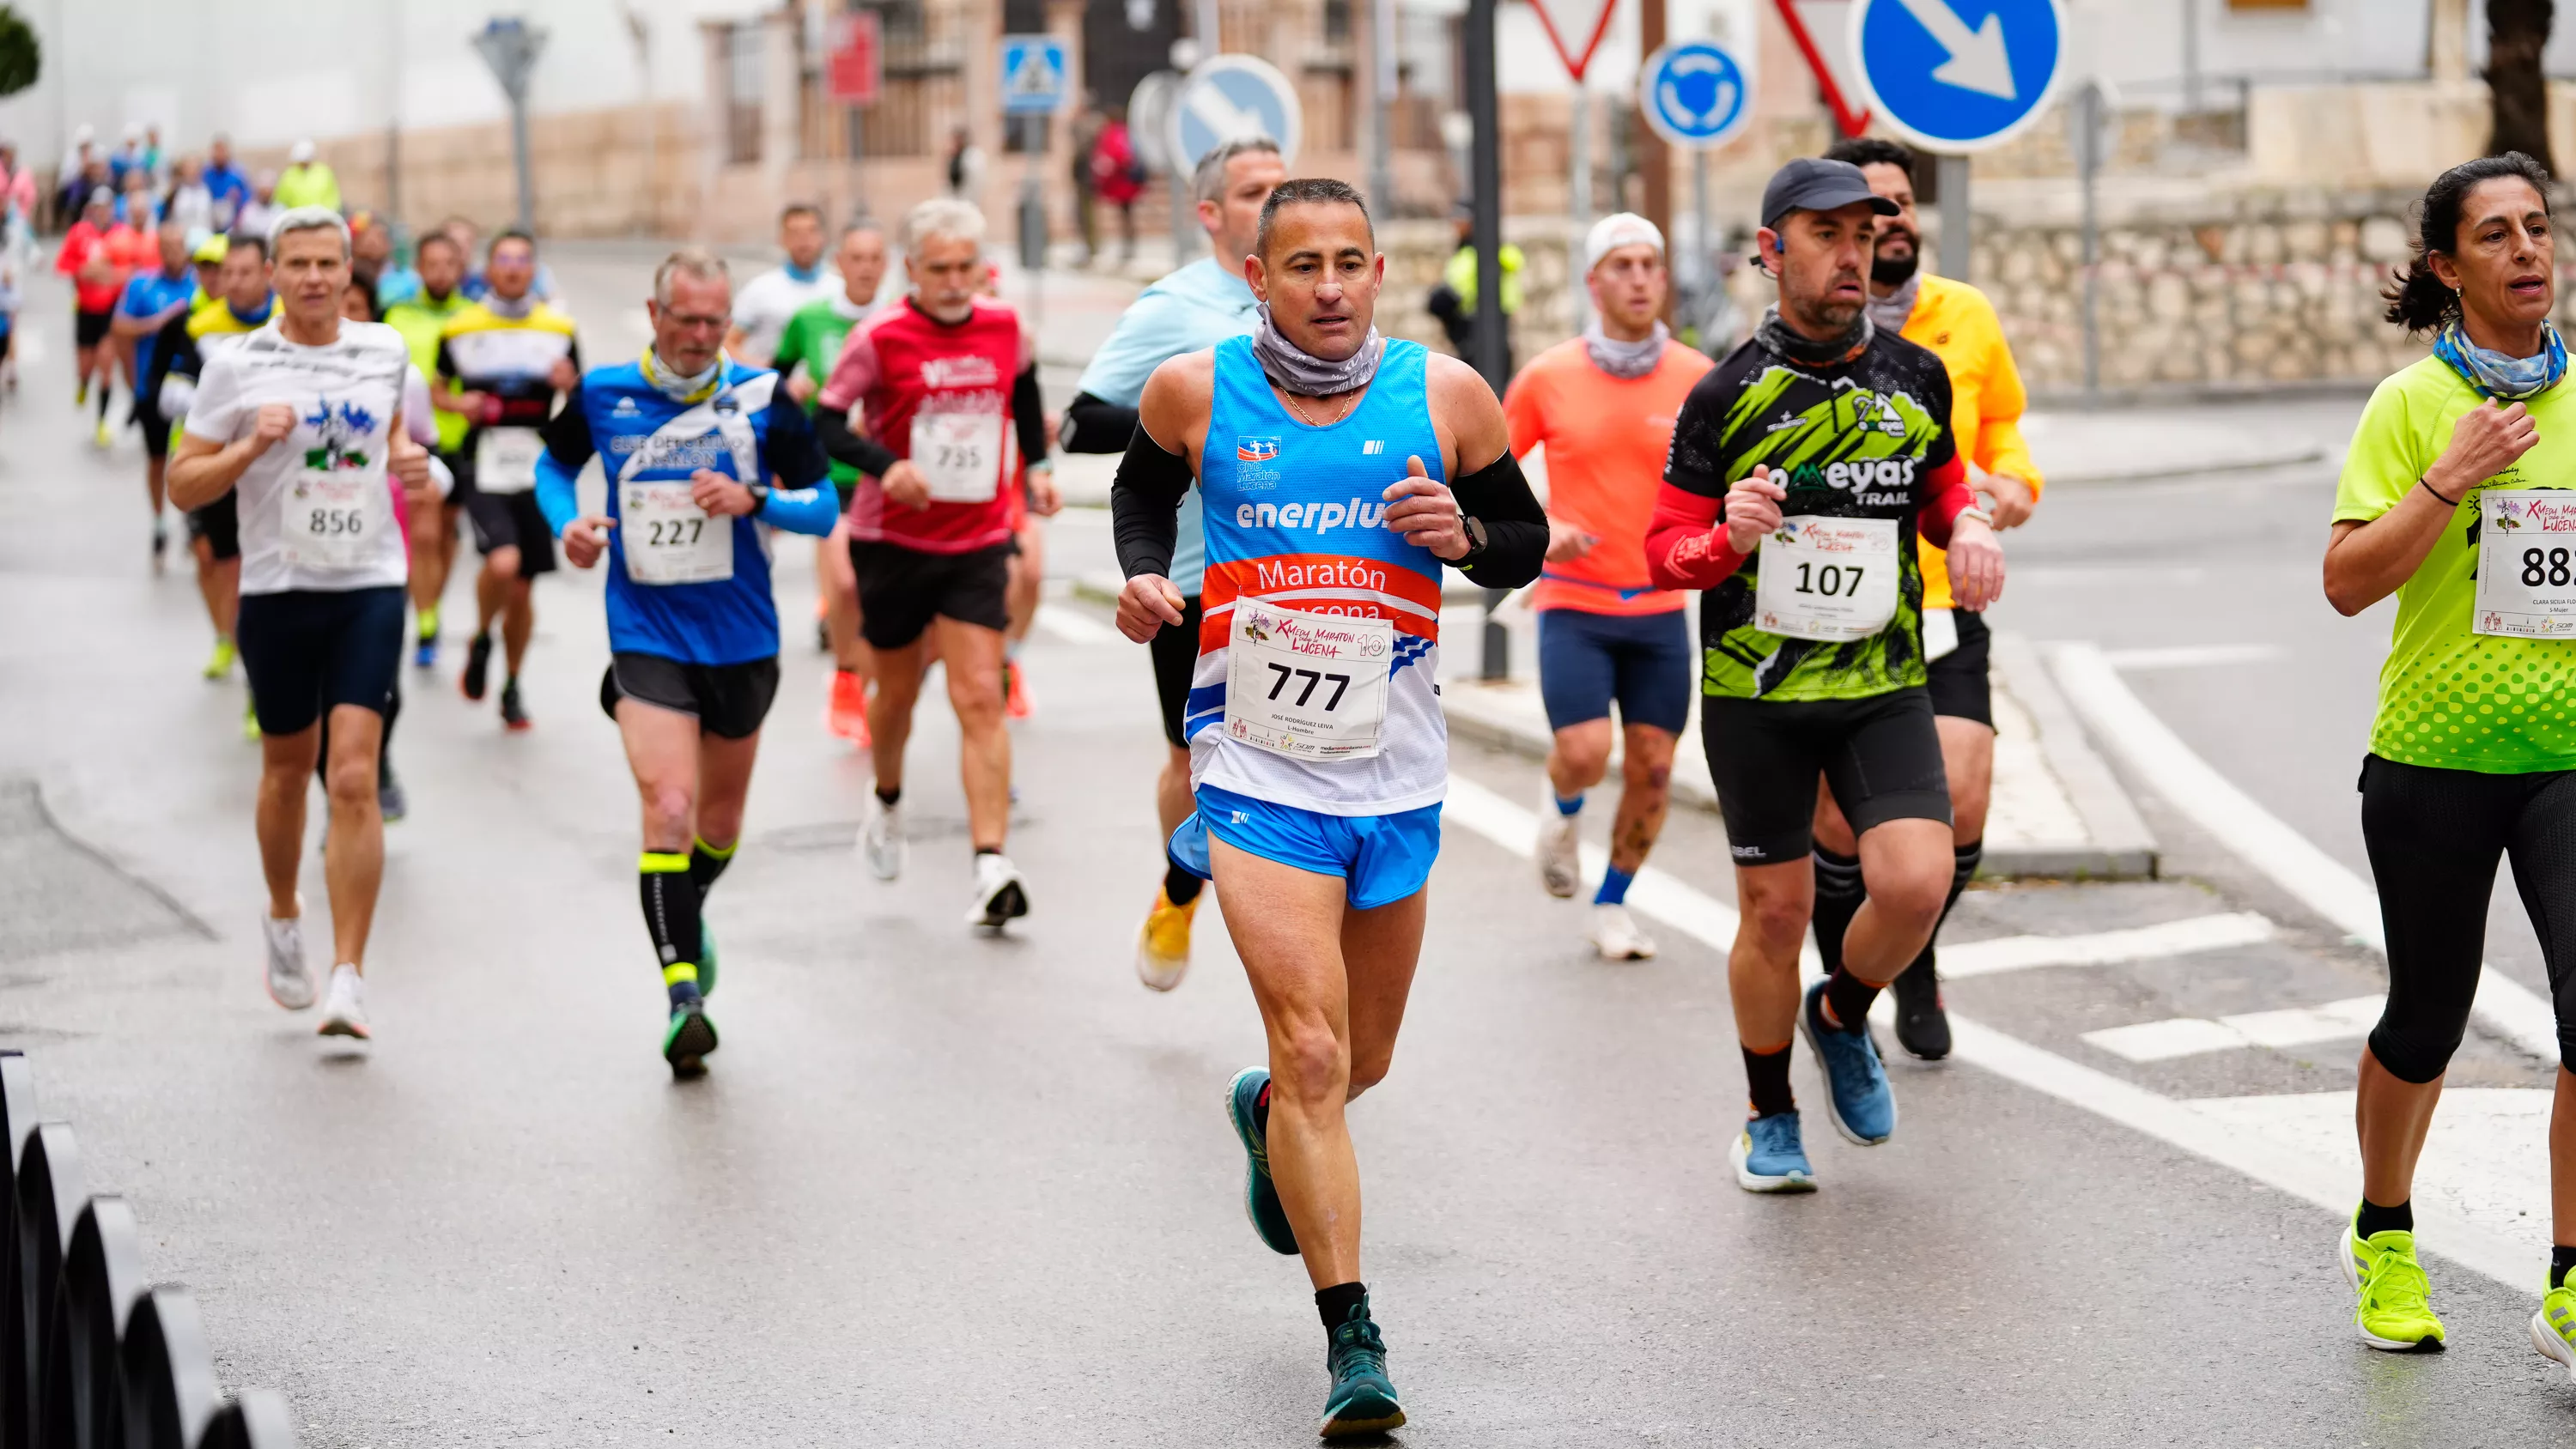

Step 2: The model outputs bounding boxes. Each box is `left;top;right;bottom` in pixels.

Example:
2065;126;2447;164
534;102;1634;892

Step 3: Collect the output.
1263;663;1353;712
1793;561;1866;597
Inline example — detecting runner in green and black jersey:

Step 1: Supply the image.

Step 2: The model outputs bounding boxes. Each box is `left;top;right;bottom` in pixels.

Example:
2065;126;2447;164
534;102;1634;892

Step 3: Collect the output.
1644;157;2008;1194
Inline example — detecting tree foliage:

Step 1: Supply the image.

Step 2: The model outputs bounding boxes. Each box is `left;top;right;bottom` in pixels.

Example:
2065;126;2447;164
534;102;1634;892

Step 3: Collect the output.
0;6;35;100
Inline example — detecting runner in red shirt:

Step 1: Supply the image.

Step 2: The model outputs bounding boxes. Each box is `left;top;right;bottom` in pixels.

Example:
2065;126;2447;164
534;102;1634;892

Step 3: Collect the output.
55;187;148;444
817;197;1054;931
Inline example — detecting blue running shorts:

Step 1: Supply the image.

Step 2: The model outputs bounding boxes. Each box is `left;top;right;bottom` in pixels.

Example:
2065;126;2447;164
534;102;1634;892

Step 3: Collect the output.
1536;606;1694;735
1168;784;1442;910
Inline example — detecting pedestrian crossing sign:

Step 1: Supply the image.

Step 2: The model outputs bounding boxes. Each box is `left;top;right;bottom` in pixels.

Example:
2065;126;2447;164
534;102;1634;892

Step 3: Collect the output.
1000;35;1069;116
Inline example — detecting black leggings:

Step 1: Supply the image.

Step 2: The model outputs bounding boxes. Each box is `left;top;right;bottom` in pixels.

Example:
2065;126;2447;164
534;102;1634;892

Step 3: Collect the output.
2361;755;2576;1082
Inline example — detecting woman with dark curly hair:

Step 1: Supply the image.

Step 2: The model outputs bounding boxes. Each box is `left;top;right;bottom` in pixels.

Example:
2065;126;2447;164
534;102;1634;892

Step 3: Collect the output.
2325;149;2576;1371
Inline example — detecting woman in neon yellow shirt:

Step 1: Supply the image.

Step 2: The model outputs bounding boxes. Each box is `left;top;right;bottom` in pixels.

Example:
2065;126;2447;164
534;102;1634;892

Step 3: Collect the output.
2325;149;2576;1375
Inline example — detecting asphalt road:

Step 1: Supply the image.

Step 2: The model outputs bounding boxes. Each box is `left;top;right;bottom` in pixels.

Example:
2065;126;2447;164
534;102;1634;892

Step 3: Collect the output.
1;255;2568;1446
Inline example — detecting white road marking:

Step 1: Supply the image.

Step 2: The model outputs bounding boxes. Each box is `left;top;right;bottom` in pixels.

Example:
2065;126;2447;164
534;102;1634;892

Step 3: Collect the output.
1440;773;2541;1288
1941;911;2275;979
2050;641;2561;1064
1035;603;1120;645
2084;995;2384;1063
2099;643;2285;670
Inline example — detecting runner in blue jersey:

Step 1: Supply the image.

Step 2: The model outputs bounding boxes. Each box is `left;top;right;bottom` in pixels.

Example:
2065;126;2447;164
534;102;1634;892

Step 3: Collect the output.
1110;179;1545;1439
112;221;197;567
1063;135;1285;991
535;249;840;1080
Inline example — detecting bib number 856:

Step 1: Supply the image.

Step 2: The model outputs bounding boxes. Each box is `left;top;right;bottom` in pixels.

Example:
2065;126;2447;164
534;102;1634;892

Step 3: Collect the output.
2523;547;2574;588
307;510;365;537
1793;561;1866;597
1265;663;1353;712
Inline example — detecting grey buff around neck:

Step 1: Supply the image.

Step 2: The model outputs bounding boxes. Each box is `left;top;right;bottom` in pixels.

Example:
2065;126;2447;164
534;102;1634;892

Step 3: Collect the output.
1864;272;1921;339
1251;303;1386;397
1584;319;1669;379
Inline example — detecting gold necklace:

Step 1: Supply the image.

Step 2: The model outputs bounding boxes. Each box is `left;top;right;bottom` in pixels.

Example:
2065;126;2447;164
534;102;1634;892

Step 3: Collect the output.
1283;387;1359;427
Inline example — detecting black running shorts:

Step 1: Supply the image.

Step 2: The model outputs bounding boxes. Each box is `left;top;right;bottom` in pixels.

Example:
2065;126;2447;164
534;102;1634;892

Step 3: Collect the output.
235;586;406;737
133;391;171;459
598;652;781;741
1923;608;1994;727
464;488;557;578
847;539;1012;649
73;307;112;349
1702;687;1952;865
185;492;240;561
1150;594;1206;749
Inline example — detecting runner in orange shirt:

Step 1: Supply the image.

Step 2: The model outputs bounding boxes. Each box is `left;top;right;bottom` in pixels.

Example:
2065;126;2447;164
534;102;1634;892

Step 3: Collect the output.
1501;214;1714;960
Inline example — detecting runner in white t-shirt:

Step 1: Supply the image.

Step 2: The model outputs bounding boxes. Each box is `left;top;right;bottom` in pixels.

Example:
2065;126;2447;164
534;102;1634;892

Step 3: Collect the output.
167;207;435;1043
724;203;835;366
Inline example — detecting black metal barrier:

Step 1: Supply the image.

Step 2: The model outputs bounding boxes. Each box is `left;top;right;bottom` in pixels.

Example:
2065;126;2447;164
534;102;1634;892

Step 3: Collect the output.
0;1051;296;1448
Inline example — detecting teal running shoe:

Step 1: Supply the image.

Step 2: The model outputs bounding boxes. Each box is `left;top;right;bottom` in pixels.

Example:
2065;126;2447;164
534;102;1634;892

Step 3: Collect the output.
663;1002;718;1079
1224;1067;1298;1255
1320;1298;1405;1438
697;921;719;998
1729;1111;1818;1193
1799;979;1897;1145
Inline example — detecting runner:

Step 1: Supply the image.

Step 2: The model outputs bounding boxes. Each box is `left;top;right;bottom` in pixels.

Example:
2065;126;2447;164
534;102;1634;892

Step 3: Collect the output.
57;186;143;450
813;198;1049;930
2321;151;2576;1367
724;203;835;366
1503;212;1712;961
147;234;276;700
111;221;197;571
1109;177;1544;1436
983;258;1060;722
164;207;433;1040
1807;136;2046;1060
1642;157;2005;1194
434;230;580;731
537;248;841;1077
384;230;475;666
767;220;890;739
1063;134;1284;989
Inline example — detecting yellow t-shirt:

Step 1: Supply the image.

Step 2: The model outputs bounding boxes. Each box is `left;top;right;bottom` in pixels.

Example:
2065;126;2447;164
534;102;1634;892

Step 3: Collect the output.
1901;274;2043;609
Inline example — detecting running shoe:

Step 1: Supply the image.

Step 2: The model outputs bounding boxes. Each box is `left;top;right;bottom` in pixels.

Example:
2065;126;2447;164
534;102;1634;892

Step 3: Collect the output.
1320;1300;1405;1438
826;669;871;743
263;906;315;1010
696;921;719;998
1891;962;1952;1061
663;1002;719;1078
1589;902;1656;961
1224;1067;1299;1255
2342;1216;2445;1351
862;797;906;881
203;636;236;680
1003;658;1032;719
93;416;112;450
316;965;369;1040
460;633;493;701
2532;1273;2576;1380
413;607;440;669
151;520;167;570
73;379;86;407
1135;888;1198;991
378;775;407;825
242;698;261;742
1728;1112;1818;1193
1798;979;1898;1146
499;679;532;732
1536;790;1581;898
967;852;1029;930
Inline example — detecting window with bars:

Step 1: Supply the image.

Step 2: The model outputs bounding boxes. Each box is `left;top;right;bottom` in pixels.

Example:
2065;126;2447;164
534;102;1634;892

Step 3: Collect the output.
724;21;764;165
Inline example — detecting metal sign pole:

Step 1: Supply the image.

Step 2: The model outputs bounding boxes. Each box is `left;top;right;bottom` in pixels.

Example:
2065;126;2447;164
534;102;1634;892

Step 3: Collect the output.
1569;85;1589;331
2076;80;2100;396
1464;0;1510;679
1370;0;1398;216
1935;153;1969;283
472;19;548;234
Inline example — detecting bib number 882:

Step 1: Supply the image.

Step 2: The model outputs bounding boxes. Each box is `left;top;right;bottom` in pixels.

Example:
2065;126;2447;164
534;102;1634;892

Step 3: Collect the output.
2523;547;2574;588
1793;561;1866;597
1265;663;1352;712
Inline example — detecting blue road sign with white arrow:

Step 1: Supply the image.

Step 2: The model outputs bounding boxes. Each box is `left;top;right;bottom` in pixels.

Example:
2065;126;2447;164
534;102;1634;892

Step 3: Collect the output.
1636;40;1753;151
1848;0;2064;153
1168;54;1303;172
1000;34;1069;116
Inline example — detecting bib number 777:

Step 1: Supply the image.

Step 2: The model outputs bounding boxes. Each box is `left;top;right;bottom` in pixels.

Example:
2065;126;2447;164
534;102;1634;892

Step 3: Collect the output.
1223;598;1394;761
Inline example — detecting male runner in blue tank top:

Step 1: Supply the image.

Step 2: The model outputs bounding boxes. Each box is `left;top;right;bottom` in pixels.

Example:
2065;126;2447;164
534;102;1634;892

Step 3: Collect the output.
1109;178;1545;1439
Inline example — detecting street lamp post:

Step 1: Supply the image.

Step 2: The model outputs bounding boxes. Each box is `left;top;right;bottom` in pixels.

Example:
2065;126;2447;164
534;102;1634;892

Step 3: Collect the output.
1464;0;1509;679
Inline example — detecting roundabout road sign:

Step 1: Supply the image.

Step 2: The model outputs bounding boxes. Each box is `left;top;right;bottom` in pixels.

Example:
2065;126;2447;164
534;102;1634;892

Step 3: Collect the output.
1848;0;2066;153
1636;40;1753;151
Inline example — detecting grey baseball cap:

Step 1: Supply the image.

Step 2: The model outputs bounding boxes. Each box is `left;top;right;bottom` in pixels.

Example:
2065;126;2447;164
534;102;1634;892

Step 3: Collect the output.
1759;157;1900;231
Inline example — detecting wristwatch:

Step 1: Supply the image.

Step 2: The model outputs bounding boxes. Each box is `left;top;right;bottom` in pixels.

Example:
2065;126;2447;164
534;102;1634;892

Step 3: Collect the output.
1459;513;1490;559
745;481;774;515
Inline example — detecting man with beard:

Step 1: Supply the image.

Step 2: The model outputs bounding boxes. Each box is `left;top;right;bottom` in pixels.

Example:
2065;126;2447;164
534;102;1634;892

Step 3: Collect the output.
1643;157;2008;1193
1808;136;2045;1063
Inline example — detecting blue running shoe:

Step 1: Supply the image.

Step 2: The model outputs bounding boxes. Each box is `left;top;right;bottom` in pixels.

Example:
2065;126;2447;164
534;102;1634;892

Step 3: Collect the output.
1798;979;1898;1145
1320;1300;1405;1438
413;637;437;670
1224;1067;1299;1255
1728;1111;1818;1192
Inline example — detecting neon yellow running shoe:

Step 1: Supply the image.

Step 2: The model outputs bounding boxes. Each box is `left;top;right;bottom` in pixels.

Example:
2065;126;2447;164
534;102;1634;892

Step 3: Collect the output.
242;697;262;742
2342;1216;2445;1352
2530;1271;2576;1382
203;637;236;680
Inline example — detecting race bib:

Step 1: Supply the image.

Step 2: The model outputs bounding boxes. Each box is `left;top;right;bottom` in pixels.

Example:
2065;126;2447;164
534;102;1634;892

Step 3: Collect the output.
913;407;1002;503
2474;488;2576;638
279;470;384;571
476;426;543;494
620;480;735;585
1755;515;1900;642
1224;598;1393;761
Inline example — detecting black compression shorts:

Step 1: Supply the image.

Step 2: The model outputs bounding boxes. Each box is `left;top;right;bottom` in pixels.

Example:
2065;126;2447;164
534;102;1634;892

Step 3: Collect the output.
1150;595;1206;749
848;539;1012;649
185;493;240;561
235;586;406;737
1702;687;1951;865
73;308;112;349
1923;608;1994;727
464;489;557;577
598;652;781;741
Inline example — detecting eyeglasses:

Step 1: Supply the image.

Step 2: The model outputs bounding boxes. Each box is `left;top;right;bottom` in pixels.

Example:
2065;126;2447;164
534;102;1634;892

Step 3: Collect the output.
663;311;729;330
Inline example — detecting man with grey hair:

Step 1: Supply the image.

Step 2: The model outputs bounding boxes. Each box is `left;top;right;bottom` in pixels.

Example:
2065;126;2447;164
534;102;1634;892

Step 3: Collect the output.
1060;133;1285;990
815;197;1051;931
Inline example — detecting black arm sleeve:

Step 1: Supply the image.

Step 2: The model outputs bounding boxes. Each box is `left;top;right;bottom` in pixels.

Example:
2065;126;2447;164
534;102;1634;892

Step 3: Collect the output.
1013;364;1048;469
1110;427;1194;579
1060;391;1140;453
1449;449;1547;590
762;398;830;489
536;384;595;468
816;404;901;480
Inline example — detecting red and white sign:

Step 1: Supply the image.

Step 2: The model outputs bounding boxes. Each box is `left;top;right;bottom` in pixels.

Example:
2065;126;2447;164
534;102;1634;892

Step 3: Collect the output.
827;10;882;106
1528;0;1619;80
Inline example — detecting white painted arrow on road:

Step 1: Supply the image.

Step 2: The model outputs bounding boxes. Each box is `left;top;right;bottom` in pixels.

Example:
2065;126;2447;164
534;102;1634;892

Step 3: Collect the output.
1894;0;2015;100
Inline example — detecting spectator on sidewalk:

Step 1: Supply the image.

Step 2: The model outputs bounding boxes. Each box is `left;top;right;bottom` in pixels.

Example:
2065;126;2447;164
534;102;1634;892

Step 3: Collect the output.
1427;202;1523;375
1091;108;1145;265
275;140;340;212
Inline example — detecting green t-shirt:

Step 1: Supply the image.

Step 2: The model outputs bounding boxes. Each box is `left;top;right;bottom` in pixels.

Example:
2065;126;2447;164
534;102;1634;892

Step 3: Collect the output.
2333;355;2576;773
771;294;875;487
